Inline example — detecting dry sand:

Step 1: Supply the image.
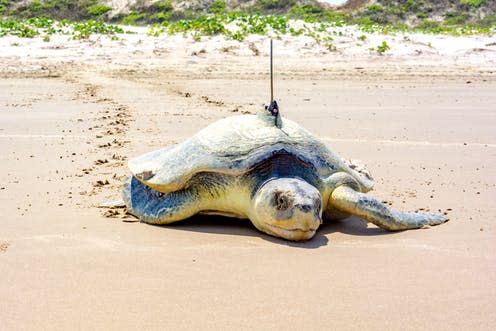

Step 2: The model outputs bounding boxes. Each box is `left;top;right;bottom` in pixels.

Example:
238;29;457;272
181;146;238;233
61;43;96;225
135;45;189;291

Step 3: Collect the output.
1;29;496;330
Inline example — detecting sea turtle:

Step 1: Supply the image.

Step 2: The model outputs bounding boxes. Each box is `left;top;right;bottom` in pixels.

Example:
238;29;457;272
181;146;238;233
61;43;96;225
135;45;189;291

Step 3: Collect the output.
123;109;447;241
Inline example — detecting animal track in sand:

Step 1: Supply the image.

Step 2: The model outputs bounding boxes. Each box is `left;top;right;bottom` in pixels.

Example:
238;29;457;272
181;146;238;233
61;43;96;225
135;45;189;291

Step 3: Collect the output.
94;159;109;165
220;45;238;54
69;81;134;212
0;241;10;253
248;42;260;56
170;88;251;115
103;208;138;222
201;95;225;106
74;84;99;100
94;180;110;187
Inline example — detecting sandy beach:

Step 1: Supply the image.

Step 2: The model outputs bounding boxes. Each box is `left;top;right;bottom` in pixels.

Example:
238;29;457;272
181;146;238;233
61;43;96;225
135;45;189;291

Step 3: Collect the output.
1;28;496;330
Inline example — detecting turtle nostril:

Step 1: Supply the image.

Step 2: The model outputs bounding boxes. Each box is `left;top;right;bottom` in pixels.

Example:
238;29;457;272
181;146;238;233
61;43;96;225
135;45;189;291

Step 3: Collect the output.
298;204;312;213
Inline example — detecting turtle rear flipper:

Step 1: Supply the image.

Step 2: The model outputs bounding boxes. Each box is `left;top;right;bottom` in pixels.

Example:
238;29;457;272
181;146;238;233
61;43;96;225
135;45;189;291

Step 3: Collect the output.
123;177;200;224
329;186;448;230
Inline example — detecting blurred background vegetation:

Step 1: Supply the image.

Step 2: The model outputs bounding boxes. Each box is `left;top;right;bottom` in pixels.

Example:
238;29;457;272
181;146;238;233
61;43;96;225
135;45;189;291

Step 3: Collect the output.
0;1;494;34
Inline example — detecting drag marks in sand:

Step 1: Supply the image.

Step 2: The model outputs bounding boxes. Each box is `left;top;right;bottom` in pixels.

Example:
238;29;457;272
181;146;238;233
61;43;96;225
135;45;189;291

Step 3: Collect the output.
69;81;135;221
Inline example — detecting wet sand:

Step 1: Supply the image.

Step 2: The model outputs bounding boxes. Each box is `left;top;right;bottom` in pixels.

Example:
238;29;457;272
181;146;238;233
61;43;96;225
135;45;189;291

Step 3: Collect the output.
1;36;496;330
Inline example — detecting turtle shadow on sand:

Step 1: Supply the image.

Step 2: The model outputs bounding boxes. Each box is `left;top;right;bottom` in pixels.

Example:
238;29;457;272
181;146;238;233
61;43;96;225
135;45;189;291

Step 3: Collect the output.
148;214;393;249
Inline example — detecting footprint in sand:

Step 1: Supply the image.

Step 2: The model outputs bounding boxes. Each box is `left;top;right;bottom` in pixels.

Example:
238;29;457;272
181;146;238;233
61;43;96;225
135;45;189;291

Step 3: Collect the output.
94;180;110;187
0;241;10;253
94;159;109;165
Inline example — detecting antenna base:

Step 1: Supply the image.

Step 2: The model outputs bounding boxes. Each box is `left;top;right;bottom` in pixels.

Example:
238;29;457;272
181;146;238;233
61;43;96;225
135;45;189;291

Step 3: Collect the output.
265;100;281;128
266;100;279;116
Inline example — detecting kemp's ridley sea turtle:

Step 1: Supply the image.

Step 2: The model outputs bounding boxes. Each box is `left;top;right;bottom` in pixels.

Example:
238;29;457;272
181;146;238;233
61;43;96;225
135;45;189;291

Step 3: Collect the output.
123;109;447;241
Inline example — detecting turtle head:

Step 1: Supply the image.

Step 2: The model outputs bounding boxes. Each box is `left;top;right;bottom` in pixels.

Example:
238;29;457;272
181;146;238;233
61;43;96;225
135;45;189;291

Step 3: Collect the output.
250;178;322;241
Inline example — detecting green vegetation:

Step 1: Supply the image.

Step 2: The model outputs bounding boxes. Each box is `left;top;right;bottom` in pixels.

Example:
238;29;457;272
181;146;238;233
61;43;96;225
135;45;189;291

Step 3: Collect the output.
255;0;296;13
0;19;39;38
375;41;391;54
86;4;112;17
208;0;226;15
129;0;494;35
0;1;493;30
0;0;494;43
460;0;483;7
148;13;291;41
352;0;495;30
4;0;111;21
0;0;9;15
120;12;147;25
71;19;123;39
0;17;122;39
152;1;174;12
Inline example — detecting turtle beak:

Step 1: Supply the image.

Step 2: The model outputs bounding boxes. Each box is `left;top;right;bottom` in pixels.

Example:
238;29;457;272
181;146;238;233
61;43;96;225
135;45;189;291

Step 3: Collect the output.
287;202;322;233
296;200;323;227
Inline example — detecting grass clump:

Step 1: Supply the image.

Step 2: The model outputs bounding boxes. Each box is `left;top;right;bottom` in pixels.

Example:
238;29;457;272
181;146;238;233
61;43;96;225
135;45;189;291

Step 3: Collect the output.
151;0;174;12
459;0;484;7
376;41;390;54
86;4;112;17
0;0;10;15
11;1;106;21
255;0;296;13
120;12;147;25
208;0;226;14
351;0;495;33
119;0;179;24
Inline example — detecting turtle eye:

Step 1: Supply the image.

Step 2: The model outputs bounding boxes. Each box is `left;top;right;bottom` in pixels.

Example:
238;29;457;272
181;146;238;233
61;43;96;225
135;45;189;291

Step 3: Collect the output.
273;191;292;211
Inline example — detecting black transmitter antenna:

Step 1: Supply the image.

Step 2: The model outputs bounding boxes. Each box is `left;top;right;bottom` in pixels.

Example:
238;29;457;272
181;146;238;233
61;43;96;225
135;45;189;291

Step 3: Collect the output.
266;39;279;122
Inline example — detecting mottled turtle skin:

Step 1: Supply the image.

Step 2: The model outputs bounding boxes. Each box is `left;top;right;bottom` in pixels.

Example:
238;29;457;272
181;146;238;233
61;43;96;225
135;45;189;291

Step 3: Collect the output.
123;110;447;241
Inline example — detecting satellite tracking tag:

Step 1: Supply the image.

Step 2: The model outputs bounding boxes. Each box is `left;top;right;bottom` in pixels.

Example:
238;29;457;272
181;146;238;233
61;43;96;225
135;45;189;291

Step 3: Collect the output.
268;100;279;116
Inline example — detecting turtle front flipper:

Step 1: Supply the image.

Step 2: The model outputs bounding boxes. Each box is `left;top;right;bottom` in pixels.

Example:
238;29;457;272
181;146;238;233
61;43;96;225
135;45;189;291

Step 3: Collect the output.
123;177;200;224
328;185;448;231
